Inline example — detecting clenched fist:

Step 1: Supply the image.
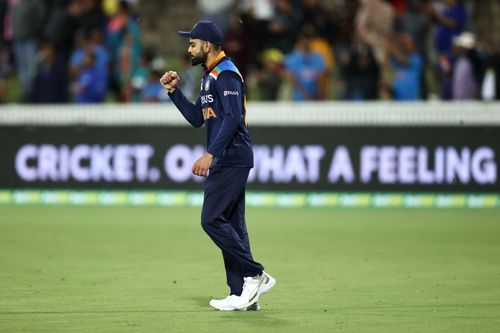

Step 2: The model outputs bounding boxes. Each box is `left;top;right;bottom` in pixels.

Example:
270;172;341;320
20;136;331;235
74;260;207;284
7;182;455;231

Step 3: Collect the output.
160;71;180;93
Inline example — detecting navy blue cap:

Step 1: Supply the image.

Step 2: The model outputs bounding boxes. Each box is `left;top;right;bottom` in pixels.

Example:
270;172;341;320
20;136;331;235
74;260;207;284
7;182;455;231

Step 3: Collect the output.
178;20;224;46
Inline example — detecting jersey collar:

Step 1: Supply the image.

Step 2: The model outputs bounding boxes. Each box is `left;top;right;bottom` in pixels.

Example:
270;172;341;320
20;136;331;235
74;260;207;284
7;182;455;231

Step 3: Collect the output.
204;51;226;73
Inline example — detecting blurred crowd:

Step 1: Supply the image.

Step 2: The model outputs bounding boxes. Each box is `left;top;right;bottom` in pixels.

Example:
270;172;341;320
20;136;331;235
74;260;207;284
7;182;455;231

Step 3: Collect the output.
218;0;500;101
1;0;500;104
0;0;169;104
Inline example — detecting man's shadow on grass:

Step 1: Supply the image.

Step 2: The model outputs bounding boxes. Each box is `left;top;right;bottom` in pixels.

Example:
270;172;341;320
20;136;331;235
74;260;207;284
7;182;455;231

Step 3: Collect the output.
189;296;292;328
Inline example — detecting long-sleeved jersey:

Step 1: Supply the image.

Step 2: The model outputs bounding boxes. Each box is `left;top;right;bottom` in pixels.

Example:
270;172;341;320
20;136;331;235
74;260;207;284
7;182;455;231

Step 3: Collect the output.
168;51;253;168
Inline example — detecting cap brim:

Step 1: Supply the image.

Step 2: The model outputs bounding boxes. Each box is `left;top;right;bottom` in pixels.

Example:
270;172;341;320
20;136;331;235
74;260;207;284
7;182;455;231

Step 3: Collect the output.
178;31;191;38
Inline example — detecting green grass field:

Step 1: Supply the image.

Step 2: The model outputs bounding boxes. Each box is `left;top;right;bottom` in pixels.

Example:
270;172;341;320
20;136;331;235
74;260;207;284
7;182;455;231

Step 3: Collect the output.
1;206;500;332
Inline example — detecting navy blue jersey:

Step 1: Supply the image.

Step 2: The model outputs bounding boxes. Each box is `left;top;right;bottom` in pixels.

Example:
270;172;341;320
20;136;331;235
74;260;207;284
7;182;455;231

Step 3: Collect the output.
168;52;253;168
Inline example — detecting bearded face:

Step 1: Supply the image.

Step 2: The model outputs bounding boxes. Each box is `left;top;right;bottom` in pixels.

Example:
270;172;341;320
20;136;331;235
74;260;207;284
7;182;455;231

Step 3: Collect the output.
188;39;208;66
191;48;207;66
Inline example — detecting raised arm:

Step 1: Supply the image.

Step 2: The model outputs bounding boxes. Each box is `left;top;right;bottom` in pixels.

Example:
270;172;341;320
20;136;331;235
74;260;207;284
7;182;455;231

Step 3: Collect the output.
161;71;204;127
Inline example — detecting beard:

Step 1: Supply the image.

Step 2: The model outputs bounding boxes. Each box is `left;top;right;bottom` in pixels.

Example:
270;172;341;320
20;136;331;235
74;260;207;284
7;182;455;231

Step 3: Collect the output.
191;50;207;66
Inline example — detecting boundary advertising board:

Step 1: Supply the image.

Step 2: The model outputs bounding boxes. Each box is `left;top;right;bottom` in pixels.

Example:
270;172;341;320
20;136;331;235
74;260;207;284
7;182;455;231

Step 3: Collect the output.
1;126;498;193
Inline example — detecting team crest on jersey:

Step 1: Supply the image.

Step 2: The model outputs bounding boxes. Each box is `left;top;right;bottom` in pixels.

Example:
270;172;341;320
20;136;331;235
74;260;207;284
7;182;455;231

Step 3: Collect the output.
204;79;210;91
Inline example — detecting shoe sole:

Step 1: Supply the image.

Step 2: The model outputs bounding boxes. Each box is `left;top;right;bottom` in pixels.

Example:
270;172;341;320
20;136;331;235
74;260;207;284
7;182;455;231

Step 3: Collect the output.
209;301;261;311
238;302;261;311
209;303;236;311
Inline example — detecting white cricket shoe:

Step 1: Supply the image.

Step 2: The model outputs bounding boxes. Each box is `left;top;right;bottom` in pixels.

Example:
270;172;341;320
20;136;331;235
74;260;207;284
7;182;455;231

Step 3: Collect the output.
209;295;261;311
229;271;276;310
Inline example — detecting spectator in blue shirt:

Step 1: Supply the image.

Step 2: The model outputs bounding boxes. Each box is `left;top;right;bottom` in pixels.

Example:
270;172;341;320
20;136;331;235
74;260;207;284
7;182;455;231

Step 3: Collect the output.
427;0;466;100
389;34;423;100
284;32;326;101
428;0;466;56
72;50;107;103
69;29;109;83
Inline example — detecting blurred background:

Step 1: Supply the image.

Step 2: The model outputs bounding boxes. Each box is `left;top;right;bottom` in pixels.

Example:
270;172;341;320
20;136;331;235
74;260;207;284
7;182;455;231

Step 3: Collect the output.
1;0;500;104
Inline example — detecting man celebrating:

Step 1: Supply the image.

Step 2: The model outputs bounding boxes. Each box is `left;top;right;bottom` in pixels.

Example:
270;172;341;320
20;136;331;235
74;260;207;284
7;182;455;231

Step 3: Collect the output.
160;20;275;311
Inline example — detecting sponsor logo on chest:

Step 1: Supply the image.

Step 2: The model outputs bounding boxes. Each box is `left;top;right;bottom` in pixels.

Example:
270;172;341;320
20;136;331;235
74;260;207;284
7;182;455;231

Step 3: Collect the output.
201;94;213;104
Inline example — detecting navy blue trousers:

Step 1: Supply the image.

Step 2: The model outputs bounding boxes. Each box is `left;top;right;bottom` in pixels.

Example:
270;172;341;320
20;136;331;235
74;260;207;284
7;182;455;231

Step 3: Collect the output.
201;166;264;296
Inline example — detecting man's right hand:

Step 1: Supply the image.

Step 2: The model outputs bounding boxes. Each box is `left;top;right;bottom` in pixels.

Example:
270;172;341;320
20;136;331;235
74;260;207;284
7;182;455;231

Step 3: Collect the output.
160;71;180;93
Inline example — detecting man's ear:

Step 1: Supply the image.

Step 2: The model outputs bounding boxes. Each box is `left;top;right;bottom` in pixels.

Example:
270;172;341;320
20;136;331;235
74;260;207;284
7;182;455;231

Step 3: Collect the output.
204;42;211;53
